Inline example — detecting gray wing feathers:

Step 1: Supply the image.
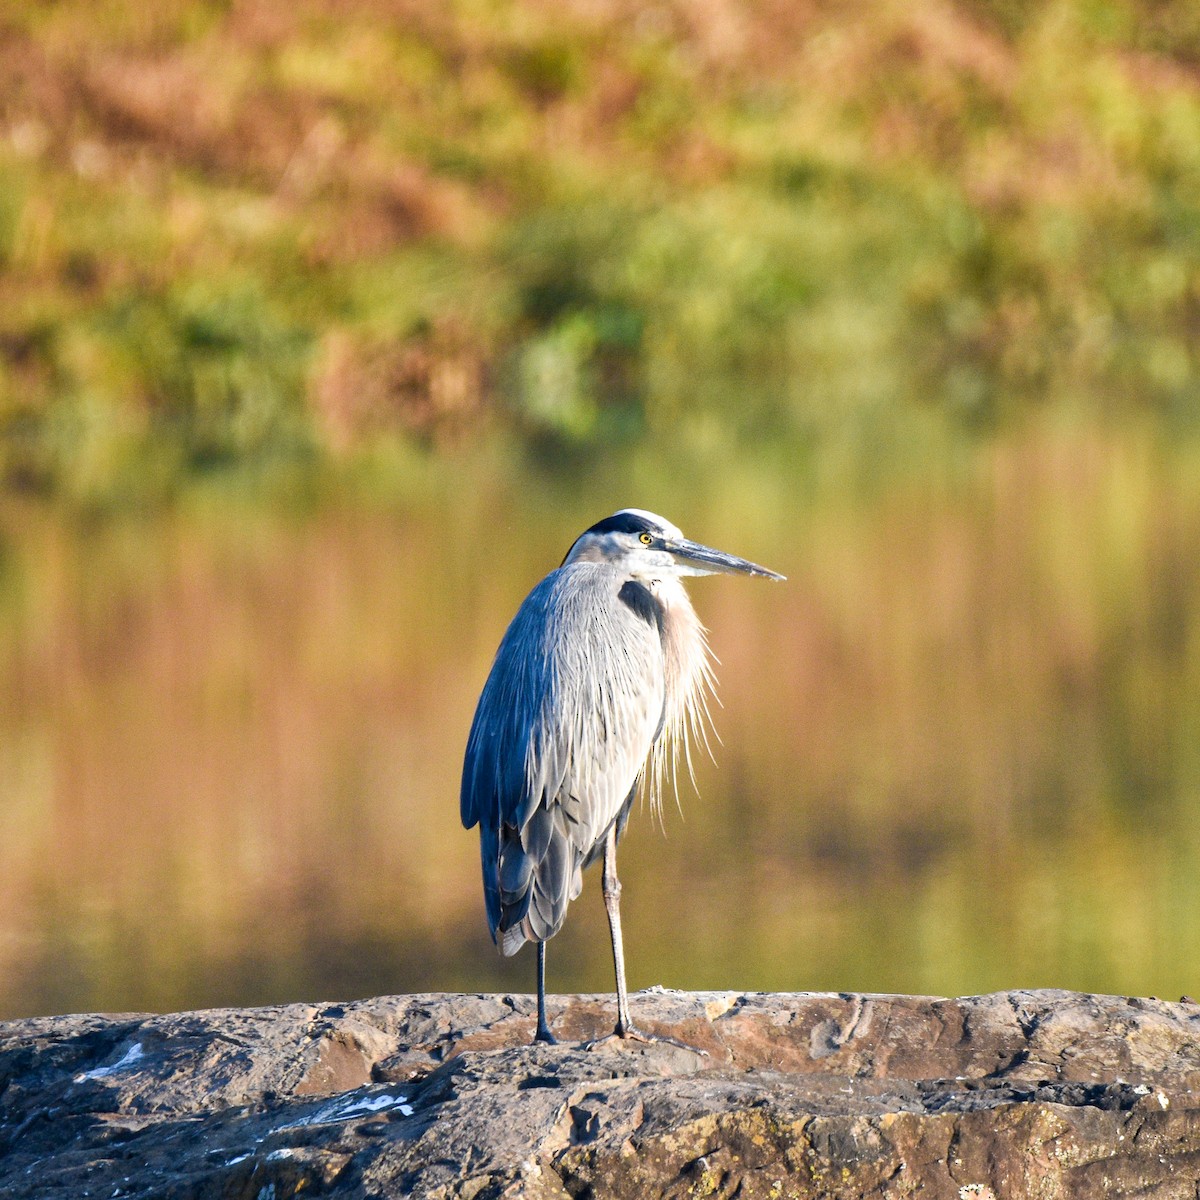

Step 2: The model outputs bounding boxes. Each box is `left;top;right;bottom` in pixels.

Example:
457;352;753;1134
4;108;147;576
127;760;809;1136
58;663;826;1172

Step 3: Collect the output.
460;563;664;954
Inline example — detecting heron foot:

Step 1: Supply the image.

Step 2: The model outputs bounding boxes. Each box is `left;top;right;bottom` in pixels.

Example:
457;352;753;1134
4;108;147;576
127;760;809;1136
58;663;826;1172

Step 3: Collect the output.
583;1025;707;1056
534;1024;558;1046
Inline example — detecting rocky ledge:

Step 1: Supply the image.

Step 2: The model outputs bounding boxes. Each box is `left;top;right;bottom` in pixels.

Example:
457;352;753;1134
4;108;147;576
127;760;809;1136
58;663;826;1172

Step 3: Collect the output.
2;989;1199;1198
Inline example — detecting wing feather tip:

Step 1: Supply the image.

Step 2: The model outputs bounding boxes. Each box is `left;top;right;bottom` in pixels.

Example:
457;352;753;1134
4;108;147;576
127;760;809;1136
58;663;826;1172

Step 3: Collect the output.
500;925;526;956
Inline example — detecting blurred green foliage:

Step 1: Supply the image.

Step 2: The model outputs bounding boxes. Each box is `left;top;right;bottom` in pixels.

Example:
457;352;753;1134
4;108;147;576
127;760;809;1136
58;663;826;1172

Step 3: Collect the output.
1;0;1199;502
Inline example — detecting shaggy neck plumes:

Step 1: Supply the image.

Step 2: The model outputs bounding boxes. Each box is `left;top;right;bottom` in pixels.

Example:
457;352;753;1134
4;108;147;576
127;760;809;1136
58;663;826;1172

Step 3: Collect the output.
646;576;717;821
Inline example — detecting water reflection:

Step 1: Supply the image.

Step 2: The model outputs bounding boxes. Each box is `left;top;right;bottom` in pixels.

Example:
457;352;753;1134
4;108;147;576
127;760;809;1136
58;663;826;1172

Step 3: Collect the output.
2;426;1200;1018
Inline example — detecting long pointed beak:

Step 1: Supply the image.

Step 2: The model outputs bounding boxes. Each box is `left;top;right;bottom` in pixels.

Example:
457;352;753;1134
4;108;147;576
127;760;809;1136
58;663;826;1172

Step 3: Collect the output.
664;537;786;580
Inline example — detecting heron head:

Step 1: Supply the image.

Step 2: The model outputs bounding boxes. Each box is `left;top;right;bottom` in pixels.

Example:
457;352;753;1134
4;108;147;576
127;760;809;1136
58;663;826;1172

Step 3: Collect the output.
562;508;785;582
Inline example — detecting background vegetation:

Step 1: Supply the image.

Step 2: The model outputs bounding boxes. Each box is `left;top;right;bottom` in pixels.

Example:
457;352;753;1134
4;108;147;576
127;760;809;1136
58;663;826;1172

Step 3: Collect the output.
2;0;1200;1017
4;0;1200;496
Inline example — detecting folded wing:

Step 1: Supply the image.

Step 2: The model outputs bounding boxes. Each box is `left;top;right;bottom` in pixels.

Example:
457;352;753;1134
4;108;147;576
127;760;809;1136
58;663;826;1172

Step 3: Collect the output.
461;564;665;953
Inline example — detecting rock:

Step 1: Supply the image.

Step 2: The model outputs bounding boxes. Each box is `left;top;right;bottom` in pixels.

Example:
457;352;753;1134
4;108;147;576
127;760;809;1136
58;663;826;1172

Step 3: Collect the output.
1;989;1198;1198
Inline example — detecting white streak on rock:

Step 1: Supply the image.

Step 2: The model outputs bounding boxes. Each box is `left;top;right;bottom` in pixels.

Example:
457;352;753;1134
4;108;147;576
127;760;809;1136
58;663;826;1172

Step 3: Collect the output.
76;1044;145;1082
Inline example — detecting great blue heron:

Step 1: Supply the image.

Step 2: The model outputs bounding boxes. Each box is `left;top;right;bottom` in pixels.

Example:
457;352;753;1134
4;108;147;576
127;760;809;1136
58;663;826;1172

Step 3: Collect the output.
460;509;784;1044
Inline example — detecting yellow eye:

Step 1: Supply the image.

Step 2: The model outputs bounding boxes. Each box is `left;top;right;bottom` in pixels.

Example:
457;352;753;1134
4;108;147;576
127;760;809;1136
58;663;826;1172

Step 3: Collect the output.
639;532;653;546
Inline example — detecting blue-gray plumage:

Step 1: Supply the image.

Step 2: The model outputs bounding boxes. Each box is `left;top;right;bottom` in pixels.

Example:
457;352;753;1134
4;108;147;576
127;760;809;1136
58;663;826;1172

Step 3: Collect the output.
461;508;784;1044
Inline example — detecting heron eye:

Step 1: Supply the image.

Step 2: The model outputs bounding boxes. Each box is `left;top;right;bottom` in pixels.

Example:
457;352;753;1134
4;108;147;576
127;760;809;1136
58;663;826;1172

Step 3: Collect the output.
639;532;653;546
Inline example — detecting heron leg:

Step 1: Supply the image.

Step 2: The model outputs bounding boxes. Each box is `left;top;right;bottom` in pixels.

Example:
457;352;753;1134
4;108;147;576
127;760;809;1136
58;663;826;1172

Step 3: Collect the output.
583;825;706;1055
600;825;635;1036
534;940;557;1044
